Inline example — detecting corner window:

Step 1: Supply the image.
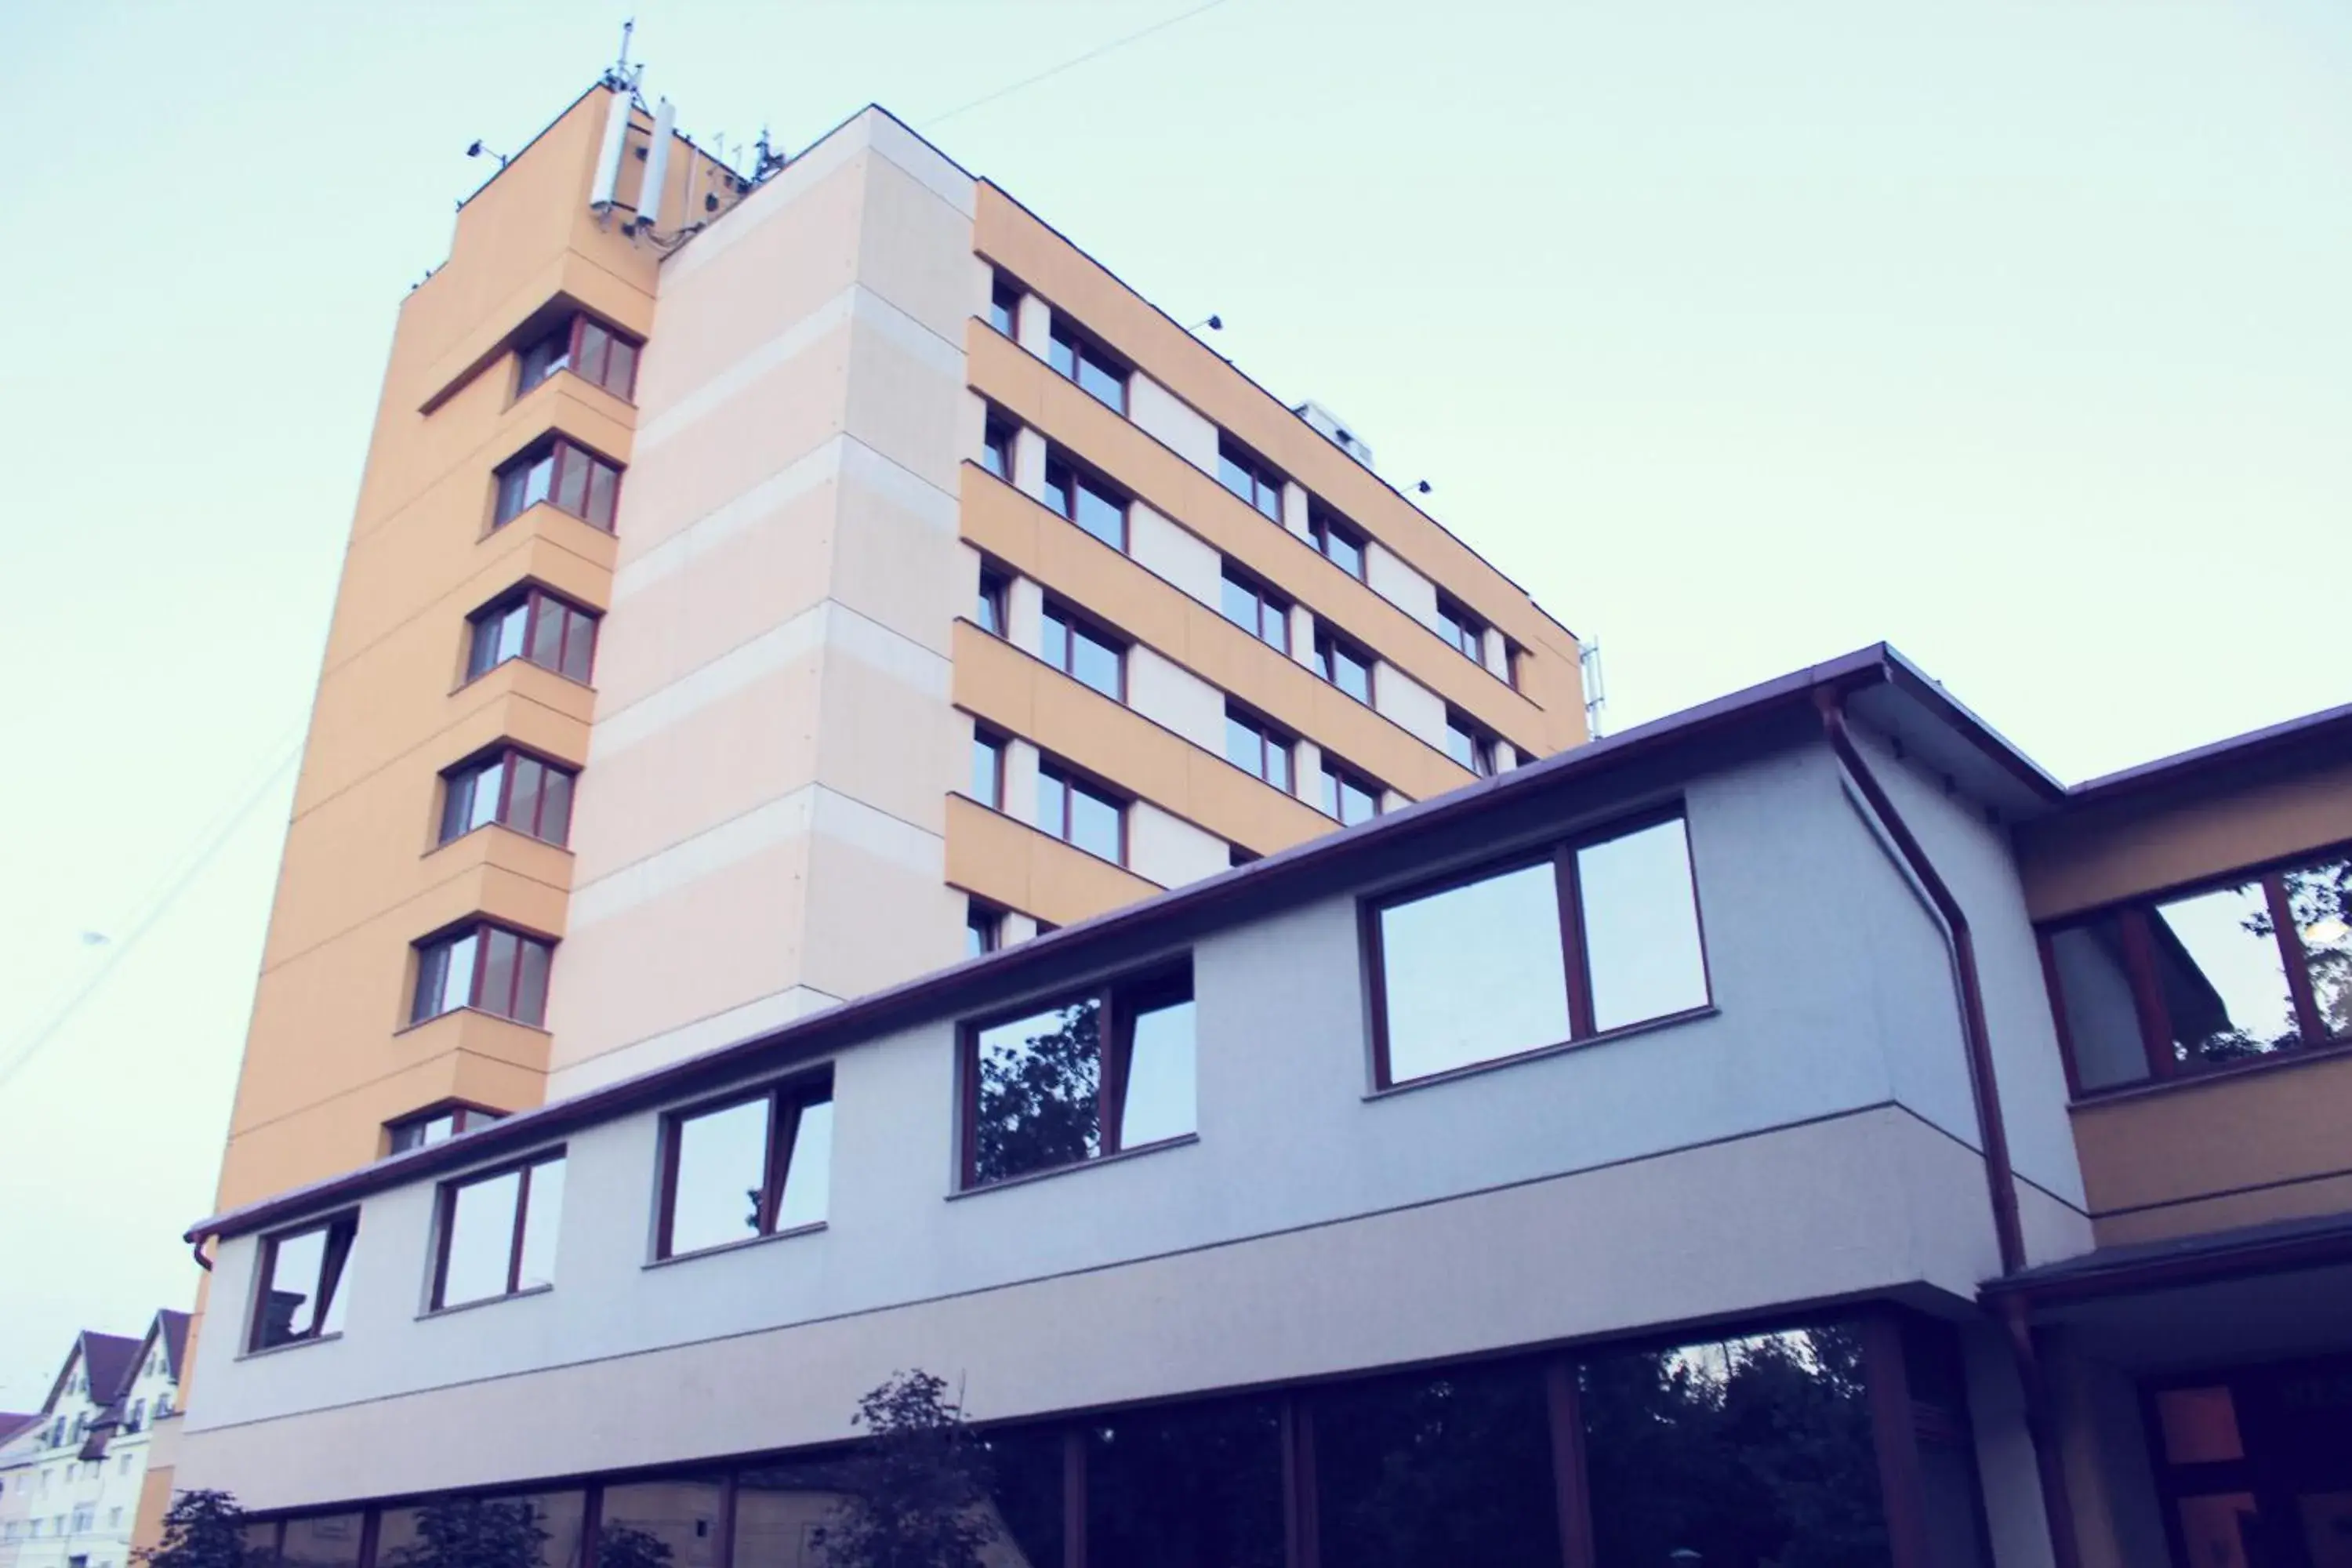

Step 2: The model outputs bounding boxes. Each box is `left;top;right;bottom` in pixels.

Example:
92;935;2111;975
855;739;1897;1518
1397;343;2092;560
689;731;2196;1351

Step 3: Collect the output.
466;587;598;685
1037;764;1124;864
1217;438;1284;523
1225;708;1293;793
409;923;554;1028
1444;710;1498;776
657;1078;833;1258
518;314;640;401
971;729;1007;811
989;275;1022;338
1049;321;1128;413
967;900;1005;957
1319;757;1386;826
1043;452;1128;552
977;565;1010;636
431;1152;565;1309
1369;811;1709;1086
1219;568;1290;654
1041;604;1124;701
249;1213;357;1350
1309;505;1367;579
982;412;1016;481
1312;629;1374;705
961;964;1194;1187
2042;850;2350;1094
1435;593;1487;662
438;748;576;847
492;439;622;531
387;1104;503;1155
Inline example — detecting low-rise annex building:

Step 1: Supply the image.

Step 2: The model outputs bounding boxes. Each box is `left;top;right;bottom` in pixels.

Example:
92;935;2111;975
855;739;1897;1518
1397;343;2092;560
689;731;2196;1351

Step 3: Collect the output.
0;1317;184;1568
170;646;2352;1568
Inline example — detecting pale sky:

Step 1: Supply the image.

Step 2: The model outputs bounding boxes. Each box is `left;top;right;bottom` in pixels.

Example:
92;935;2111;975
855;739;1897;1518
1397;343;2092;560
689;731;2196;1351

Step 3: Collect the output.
0;0;2344;1406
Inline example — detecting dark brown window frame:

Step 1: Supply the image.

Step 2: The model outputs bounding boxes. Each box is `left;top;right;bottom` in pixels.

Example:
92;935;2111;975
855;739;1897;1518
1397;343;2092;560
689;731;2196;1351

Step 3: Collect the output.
428;1149;565;1311
1040;600;1127;704
2038;840;2351;1101
653;1074;833;1261
517;312;642;402
1047;317;1130;414
956;960;1194;1191
1220;565;1292;654
409;920;556;1029
970;728;1007;811
1312;628;1374;706
1308;504;1368;580
1036;760;1128;866
1226;705;1295;793
386;1101;504;1156
981;412;1018;481
437;745;579;848
1443;709;1498;778
1217;437;1286;523
466;586;600;687
967;899;1006;956
1435;591;1487;663
245;1211;358;1353
1360;804;1712;1089
988;275;1022;338
1042;447;1131;553
976;564;1011;637
493;437;624;532
1318;756;1388;827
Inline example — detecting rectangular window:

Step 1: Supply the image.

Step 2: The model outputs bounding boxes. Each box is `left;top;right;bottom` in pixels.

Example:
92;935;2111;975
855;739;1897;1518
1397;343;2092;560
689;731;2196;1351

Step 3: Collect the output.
1309;505;1367;579
2041;850;2350;1094
967;900;1004;958
989;275;1021;338
518;314;641;401
961;964;1194;1187
1216;438;1284;522
387;1104;503;1155
1040;604;1124;701
1218;568;1290;653
1036;764;1123;864
1436;592;1486;662
1444;710;1497;776
1048;320;1128;412
492;439;622;531
1225;708;1293;794
1369;811;1710;1085
657;1079;833;1258
1043;452;1128;552
376;1496;583;1568
971;729;1005;811
982;413;1015;481
466;588;598;684
1319;757;1385;826
431;1152;565;1310
248;1213;357;1350
1312;629;1373;705
976;564;1009;636
438;748;577;847
1316;1360;1559;1563
409;924;554;1028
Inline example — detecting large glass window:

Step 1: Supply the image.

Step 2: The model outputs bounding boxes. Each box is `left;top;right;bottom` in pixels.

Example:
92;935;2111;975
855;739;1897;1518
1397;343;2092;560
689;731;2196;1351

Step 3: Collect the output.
1312;630;1373;704
1049;321;1128;412
1435;592;1487;662
518;314;640;401
493;439;622;531
971;731;1005;811
1225;710;1293;794
1216;438;1284;524
1581;1325;1891;1567
466;588;598;685
964;965;1194;1187
1316;1361;1559;1567
989;275;1022;338
1445;710;1497;776
387;1103;502;1155
278;1514;365;1568
439;748;576;847
432;1152;565;1309
1319;758;1385;826
1309;505;1367;579
978;1425;1067;1568
1036;765;1123;864
1042;606;1124;701
376;1492;583;1568
982;415;1016;481
1219;568;1290;653
1371;811;1709;1085
1087;1396;1285;1568
658;1079;832;1259
600;1478;724;1568
977;564;1010;636
2042;850;2351;1093
1043;454;1128;551
410;924;554;1028
249;1214;357;1350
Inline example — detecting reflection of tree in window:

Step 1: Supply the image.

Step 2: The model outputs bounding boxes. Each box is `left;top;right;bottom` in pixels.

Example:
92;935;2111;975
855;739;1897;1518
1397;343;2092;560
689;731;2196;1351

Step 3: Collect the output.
1087;1396;1285;1568
2277;858;2350;1038
974;1002;1102;1184
1316;1362;1557;1567
1581;1324;1889;1568
2151;882;2302;1065
382;1497;550;1568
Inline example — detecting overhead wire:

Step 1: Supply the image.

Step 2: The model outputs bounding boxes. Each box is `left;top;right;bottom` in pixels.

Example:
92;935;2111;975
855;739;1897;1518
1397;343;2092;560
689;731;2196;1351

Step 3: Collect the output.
921;0;1238;129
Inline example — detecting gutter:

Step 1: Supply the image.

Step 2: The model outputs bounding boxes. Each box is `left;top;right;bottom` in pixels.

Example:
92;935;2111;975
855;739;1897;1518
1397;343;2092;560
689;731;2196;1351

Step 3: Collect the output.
1814;689;2083;1568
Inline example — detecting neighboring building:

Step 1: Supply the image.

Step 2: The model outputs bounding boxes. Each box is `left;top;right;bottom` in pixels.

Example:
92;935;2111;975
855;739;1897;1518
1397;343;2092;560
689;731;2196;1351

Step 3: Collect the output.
167;645;2352;1567
0;1318;184;1568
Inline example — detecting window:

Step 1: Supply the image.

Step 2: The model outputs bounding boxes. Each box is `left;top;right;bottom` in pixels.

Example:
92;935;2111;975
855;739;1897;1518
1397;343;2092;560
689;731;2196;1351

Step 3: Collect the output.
1312;628;1374;704
517;314;640;401
248;1213;356;1350
1218;568;1290;653
970;729;1006;811
1225;708;1293;793
982;414;1016;481
1036;764;1123;864
1317;1359;1559;1564
1217;438;1284;523
1086;1396;1287;1566
1043;452;1128;551
430;1152;565;1309
1319;757;1385;826
961;964;1194;1187
376;1495;582;1568
1309;504;1367;579
71;1508;93;1534
438;748;576;847
492;439;622;531
466;588;598;684
989;275;1021;338
2041;849;2350;1094
1445;710;1498;776
976;564;1009;635
1436;591;1487;662
387;1104;502;1154
409;923;554;1028
124;1401;143;1433
1040;604;1123;700
1048;319;1127;412
657;1078;833;1258
151;1393;169;1420
1369;811;1709;1085
967;900;1004;958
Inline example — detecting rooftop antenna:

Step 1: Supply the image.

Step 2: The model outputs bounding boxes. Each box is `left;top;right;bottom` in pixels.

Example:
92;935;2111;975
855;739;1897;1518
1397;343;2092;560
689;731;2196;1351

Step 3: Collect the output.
604;17;642;93
1581;640;1608;739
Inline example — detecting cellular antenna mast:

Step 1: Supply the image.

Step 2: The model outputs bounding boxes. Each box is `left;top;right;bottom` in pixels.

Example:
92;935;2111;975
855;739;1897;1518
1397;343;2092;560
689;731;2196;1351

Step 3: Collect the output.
604;18;644;94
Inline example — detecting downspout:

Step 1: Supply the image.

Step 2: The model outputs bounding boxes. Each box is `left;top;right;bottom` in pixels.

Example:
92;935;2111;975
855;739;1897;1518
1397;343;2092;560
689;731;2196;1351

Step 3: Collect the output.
1814;688;2082;1568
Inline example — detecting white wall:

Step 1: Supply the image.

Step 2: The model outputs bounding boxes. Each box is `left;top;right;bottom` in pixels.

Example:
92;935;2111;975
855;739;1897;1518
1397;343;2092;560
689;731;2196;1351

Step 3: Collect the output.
1364;539;1441;631
1371;662;1448;753
1125;800;1228;888
1127;374;1218;473
1126;503;1221;608
1124;647;1225;754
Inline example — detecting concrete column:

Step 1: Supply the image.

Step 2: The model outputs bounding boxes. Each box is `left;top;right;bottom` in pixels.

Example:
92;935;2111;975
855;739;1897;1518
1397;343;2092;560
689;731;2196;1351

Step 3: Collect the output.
1494;741;1520;772
1380;788;1411;816
1004;913;1040;946
1007;576;1046;660
1481;626;1512;682
1004;739;1042;827
1015;294;1054;361
1293;739;1325;809
1011;426;1049;503
1287;604;1317;670
1280;481;1312;542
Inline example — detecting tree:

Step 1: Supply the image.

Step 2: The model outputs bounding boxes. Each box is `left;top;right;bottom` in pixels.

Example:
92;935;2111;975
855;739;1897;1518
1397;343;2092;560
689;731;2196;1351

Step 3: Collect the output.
140;1490;250;1568
821;1370;996;1568
595;1524;673;1568
383;1496;550;1568
972;1004;1100;1183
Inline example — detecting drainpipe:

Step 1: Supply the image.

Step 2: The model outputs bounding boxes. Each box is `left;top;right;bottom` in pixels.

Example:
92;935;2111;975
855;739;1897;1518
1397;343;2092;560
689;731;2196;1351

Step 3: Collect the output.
1814;688;2082;1568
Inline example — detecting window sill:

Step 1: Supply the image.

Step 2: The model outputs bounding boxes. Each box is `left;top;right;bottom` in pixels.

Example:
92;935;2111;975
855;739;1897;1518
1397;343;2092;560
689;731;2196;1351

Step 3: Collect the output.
2067;1034;2352;1110
392;1006;553;1040
234;1331;343;1363
644;1221;827;1270
1370;1004;1719;1098
419;1283;552;1321
950;1133;1199;1200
